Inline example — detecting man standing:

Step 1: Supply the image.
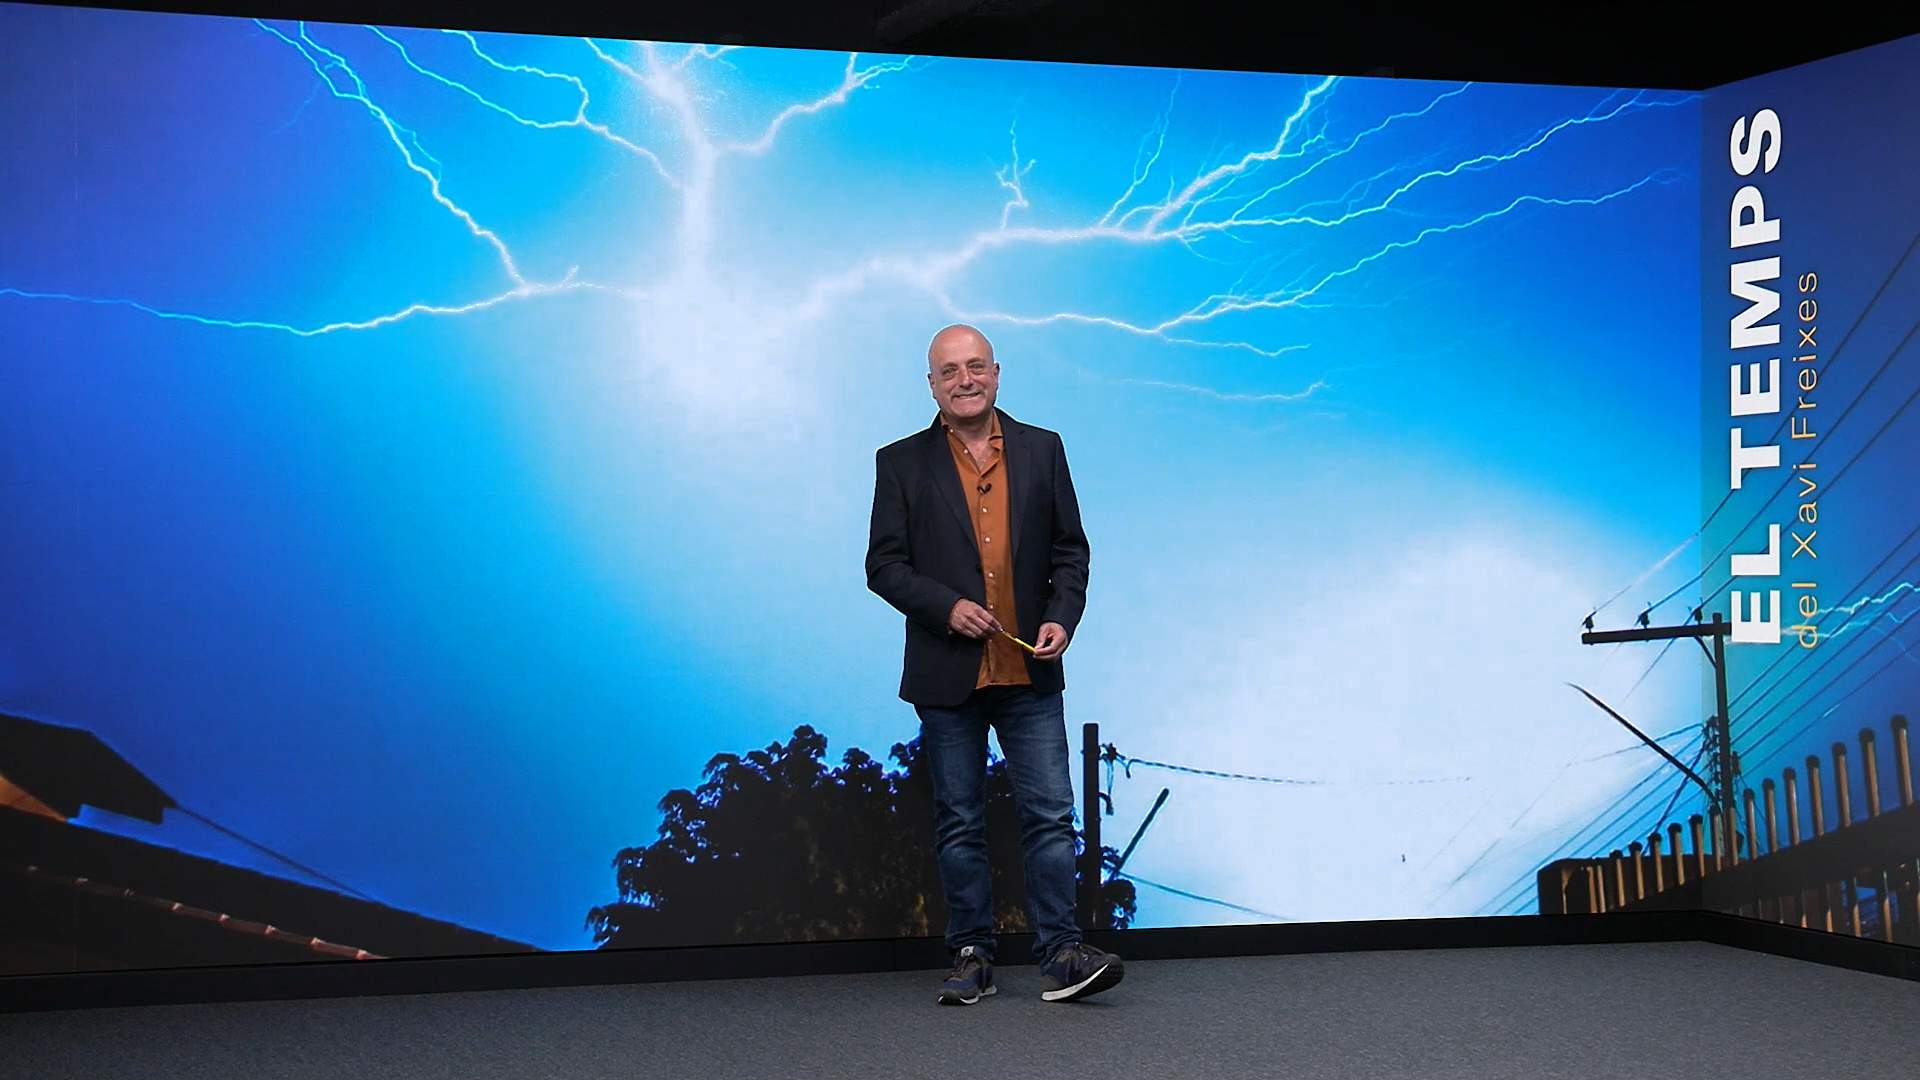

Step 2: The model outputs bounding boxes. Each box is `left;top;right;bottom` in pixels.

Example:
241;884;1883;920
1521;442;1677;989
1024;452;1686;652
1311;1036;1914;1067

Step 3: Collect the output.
865;324;1124;1006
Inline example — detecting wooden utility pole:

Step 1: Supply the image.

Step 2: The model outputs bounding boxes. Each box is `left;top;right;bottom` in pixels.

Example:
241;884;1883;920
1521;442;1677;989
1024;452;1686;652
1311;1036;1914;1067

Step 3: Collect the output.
1581;614;1736;824
1079;722;1102;929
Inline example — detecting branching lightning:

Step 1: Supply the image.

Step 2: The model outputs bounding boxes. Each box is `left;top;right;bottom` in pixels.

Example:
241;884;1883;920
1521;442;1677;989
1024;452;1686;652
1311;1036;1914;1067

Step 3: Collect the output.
395;28;680;187
253;20;531;285
996;121;1035;229
718;51;919;158
0;278;638;337
1821;580;1920;640
1;21;1688;413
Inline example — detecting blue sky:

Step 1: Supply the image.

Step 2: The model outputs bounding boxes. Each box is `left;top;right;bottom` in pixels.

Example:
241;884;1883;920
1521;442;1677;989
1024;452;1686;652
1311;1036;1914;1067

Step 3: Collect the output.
0;4;1708;949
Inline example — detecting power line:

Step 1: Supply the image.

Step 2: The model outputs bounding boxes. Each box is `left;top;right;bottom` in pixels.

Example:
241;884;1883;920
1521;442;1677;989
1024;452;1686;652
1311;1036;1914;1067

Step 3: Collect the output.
1480;729;1707;914
1497;755;1752;922
1588;534;1697;624
1565;684;1712;801
1475;732;1705;913
1619;637;1678;704
1743;633;1917;791
1106;720;1694;918
176;806;377;902
1733;574;1920;768
1112;755;1471;787
1418;723;1699;896
1687;361;1920;616
1112;727;1691;795
1111;724;1689;794
1589;222;1920;618
1576;729;1706;842
1571;725;1696;764
1654;740;1709;830
1413;703;1681;887
1115;870;1288;921
1434;761;1581;904
1728;516;1920;708
1418;795;1496;879
1733;538;1920;744
1479;733;1700;913
1731;539;1920;733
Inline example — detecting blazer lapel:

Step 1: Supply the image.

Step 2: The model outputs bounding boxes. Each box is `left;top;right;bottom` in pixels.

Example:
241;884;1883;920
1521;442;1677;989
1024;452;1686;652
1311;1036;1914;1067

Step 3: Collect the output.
922;417;977;548
1001;409;1030;561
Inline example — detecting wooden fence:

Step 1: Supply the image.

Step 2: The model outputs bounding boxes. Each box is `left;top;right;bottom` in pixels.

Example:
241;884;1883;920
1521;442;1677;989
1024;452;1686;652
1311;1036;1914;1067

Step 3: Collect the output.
1539;715;1919;944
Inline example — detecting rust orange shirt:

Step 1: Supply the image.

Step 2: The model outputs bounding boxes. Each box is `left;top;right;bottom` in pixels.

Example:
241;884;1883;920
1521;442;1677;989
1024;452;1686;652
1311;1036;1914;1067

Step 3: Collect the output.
941;411;1031;689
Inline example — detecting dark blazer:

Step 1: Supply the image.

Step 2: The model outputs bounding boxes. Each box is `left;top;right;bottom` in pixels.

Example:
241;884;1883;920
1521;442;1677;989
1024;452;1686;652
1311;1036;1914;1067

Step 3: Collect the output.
866;408;1091;707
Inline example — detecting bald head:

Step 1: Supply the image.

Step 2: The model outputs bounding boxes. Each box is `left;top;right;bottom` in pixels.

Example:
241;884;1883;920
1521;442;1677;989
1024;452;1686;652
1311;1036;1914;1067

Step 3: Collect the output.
927;323;994;370
926;323;999;426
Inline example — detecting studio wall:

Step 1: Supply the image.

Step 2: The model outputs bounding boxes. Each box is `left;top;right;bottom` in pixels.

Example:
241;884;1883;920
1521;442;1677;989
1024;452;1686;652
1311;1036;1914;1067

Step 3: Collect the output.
1528;35;1920;949
18;2;1895;978
1695;33;1919;942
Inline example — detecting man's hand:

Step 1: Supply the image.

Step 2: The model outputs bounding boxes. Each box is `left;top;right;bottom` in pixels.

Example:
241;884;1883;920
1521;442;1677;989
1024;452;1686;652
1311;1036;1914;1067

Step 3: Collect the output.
1032;622;1070;660
948;598;1003;639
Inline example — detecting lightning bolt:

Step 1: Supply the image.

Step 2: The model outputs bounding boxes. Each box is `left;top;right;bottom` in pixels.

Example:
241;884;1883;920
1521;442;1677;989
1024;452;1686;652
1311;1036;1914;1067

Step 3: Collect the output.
1140;74;1337;233
1160;172;1684;331
782;77;1687;392
1;26;1690;414
1192;93;1692;239
1822;581;1920;640
718;51;920;158
996;121;1036;229
253;20;530;285
1099;74;1181;227
0;277;642;337
382;27;681;187
674;43;741;70
1107;376;1329;402
0;26;908;342
1216;82;1476;224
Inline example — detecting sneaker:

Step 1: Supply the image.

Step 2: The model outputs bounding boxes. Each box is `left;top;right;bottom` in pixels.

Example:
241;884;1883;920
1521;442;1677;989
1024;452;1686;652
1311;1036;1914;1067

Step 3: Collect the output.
936;945;996;1006
1038;942;1125;1002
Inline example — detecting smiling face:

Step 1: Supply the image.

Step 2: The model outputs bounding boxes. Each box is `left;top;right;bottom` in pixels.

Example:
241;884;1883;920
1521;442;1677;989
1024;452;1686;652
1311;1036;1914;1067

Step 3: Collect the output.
926;325;999;425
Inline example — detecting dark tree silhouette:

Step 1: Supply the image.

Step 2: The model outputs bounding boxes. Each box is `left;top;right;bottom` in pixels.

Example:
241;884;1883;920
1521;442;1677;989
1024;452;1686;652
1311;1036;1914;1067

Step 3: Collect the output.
588;726;1136;948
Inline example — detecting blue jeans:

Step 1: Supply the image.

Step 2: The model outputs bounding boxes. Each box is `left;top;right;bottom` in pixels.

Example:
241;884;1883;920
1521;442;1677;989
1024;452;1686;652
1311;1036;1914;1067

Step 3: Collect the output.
915;685;1081;963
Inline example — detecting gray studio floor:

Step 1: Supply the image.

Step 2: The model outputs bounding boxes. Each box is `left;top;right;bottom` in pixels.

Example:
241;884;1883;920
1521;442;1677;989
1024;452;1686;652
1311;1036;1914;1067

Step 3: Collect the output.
5;942;1917;1079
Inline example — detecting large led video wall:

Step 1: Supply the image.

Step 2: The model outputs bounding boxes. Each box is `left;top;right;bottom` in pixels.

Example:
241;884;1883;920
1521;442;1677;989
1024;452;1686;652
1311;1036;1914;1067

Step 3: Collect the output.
1678;37;1920;941
1513;35;1920;942
1;2;1905;977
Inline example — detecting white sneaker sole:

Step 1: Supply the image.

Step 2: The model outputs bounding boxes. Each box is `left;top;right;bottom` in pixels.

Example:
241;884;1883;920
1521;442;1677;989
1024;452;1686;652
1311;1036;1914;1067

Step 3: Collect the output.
936;984;997;1006
1039;962;1120;1002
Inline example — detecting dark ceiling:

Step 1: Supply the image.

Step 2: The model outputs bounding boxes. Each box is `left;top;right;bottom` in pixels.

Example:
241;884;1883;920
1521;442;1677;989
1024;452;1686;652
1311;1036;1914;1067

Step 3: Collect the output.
17;0;1920;89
